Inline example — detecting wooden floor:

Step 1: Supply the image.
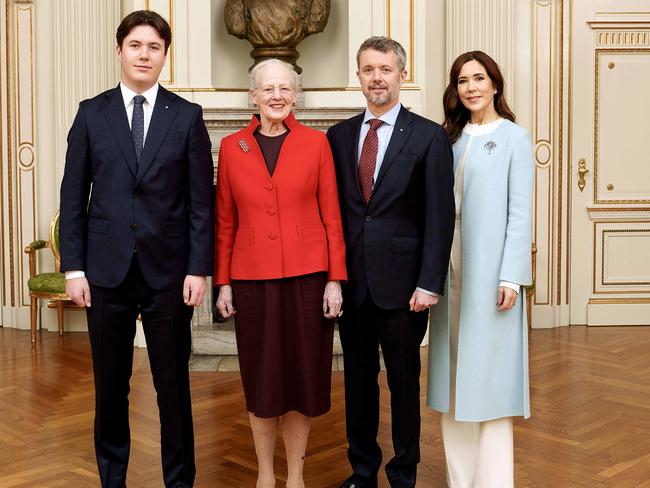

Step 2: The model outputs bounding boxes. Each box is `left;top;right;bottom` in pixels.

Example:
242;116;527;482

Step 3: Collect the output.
1;326;649;487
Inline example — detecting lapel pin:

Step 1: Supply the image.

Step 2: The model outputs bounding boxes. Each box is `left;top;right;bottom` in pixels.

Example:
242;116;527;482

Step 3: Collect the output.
238;138;251;153
484;141;497;154
165;105;169;109
399;128;404;132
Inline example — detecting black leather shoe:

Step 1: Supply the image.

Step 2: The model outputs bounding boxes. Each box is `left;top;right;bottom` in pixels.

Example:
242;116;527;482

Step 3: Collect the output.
338;481;359;488
339;477;377;488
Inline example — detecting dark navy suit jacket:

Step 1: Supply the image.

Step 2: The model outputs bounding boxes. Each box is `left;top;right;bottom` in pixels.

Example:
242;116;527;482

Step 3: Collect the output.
326;105;455;309
60;84;214;289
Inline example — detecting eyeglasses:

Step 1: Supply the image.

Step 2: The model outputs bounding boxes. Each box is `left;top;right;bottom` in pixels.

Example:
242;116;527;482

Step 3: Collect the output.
256;85;294;97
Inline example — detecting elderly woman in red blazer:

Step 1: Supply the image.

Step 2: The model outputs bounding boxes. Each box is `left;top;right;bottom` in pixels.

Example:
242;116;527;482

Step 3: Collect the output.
214;58;347;488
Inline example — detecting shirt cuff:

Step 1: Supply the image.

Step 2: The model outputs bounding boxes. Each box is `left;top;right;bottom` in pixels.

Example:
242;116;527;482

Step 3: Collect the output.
65;270;85;280
499;281;520;294
416;287;439;297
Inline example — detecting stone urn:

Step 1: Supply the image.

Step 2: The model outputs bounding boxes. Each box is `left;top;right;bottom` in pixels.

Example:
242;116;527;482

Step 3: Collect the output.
224;0;331;74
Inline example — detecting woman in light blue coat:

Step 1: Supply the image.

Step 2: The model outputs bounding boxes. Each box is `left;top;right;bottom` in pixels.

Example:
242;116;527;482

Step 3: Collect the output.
427;51;534;488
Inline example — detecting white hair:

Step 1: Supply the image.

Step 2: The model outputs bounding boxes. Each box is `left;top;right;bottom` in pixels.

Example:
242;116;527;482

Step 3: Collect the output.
249;59;299;90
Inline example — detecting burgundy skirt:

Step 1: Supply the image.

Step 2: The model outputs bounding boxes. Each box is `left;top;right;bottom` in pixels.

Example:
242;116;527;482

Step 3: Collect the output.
232;272;334;418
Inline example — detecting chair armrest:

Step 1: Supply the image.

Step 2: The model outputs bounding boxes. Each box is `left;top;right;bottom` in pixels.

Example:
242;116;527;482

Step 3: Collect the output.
24;240;49;279
24;240;49;254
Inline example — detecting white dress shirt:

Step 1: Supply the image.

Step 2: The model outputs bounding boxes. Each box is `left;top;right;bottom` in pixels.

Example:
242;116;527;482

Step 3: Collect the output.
120;81;159;142
65;82;159;280
357;102;401;187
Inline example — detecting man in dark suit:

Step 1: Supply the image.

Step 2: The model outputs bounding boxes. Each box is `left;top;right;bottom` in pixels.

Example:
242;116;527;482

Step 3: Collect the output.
327;37;455;488
59;10;213;488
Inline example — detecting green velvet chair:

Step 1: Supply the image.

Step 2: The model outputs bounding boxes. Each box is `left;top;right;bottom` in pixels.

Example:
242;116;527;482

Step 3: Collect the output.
24;211;75;346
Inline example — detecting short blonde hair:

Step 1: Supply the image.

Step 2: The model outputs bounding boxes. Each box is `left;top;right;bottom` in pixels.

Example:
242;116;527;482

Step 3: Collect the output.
249;59;299;90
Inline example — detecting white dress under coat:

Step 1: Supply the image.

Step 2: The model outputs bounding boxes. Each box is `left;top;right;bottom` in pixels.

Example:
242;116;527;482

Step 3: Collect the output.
427;119;534;421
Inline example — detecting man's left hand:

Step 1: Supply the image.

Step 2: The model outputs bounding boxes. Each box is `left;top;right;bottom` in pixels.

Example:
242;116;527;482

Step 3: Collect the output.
183;275;207;307
409;289;439;312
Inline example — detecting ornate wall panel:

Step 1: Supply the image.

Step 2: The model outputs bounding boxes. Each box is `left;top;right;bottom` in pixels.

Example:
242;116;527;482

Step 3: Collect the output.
594;49;650;204
598;227;650;289
0;0;120;329
532;0;557;307
529;0;569;328
575;11;650;325
15;1;35;306
1;0;38;318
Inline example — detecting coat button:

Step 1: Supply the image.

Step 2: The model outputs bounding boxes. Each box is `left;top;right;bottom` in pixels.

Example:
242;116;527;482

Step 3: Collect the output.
267;208;276;216
130;223;138;229
264;184;273;191
267;232;277;240
365;215;372;222
133;187;143;197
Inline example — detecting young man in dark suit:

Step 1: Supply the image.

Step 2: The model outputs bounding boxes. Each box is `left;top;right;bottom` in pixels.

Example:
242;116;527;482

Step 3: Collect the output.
327;37;455;488
59;10;214;488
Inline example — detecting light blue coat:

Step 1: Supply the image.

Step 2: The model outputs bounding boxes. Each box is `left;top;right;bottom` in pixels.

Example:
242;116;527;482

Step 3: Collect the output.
427;120;534;421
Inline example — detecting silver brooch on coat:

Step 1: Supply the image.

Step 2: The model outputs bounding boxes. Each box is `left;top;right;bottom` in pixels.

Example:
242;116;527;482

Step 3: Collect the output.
484;141;497;154
238;138;250;153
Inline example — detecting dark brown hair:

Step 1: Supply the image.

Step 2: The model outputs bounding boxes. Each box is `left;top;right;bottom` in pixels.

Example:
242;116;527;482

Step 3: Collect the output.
443;51;515;144
116;10;172;54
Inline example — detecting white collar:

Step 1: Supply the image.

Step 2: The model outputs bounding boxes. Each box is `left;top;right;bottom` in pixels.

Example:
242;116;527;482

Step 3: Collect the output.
363;102;402;127
120;82;159;108
463;117;504;136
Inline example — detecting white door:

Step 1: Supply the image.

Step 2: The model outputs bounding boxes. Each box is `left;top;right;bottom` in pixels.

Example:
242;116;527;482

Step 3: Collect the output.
569;0;650;326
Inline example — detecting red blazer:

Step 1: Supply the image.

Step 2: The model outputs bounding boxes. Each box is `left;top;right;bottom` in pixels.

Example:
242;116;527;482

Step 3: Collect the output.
215;113;347;284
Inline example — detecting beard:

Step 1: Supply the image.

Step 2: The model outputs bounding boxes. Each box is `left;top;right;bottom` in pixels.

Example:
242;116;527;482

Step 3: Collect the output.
364;84;393;106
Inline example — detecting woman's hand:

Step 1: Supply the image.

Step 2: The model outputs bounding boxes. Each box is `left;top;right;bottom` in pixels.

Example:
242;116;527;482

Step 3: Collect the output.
323;280;343;319
216;285;236;319
496;286;518;312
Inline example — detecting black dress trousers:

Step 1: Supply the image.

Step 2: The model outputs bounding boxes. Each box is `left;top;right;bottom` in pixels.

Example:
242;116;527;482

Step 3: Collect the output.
86;255;195;488
338;295;429;488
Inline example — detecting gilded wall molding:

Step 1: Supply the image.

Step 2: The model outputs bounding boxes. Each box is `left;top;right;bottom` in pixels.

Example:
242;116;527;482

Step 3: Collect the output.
600;228;650;287
597;30;649;46
14;3;36;306
4;0;15;306
532;0;557;306
1;0;8;306
592;221;650;294
593;48;650;205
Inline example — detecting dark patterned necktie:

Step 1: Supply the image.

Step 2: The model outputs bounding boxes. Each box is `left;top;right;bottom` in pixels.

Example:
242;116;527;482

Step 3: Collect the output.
358;118;384;204
132;95;146;165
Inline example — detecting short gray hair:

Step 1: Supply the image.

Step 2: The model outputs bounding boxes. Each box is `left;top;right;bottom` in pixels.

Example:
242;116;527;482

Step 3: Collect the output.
356;36;407;72
249;59;299;90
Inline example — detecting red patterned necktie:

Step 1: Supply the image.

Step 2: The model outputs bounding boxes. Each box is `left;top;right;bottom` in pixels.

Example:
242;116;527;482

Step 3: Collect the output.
358;118;383;204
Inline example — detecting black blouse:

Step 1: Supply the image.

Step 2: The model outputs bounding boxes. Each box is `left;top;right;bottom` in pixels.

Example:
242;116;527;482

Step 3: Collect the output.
254;129;289;177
